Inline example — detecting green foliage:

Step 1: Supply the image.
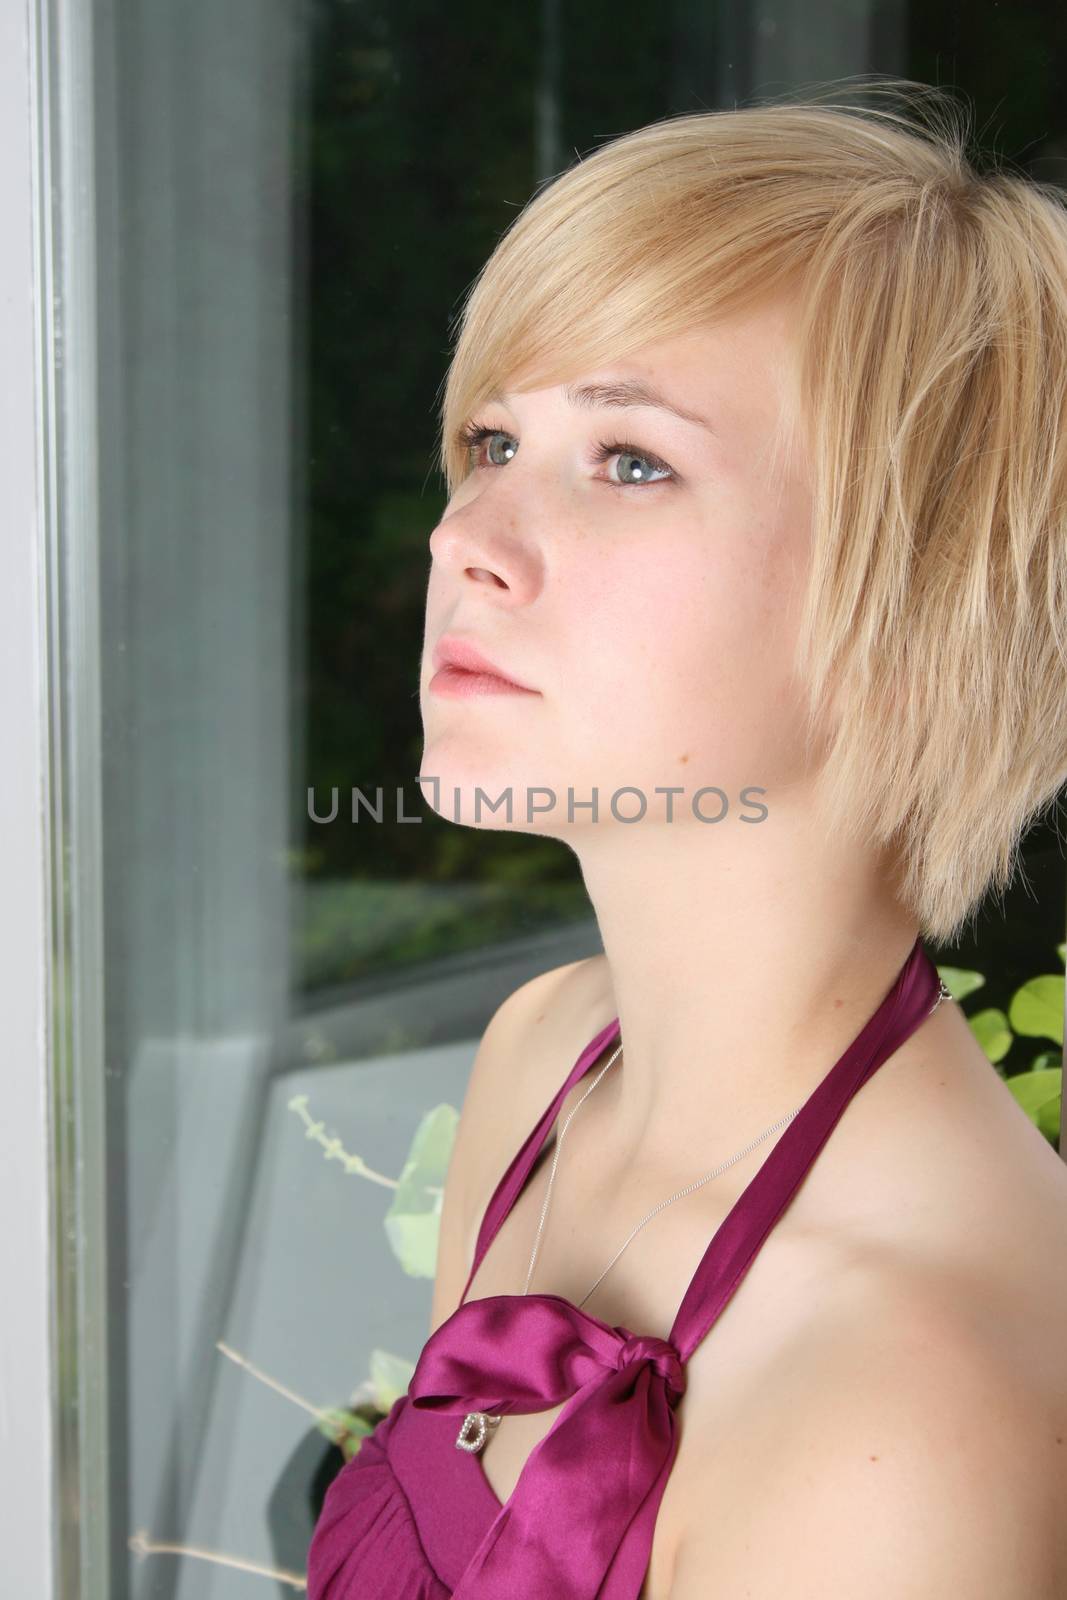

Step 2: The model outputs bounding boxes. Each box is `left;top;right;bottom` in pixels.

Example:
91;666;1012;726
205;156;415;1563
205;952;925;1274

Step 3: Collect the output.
1004;1070;1062;1144
384;1103;459;1278
295;876;594;990
967;1007;1013;1063
949;944;1064;1145
308;1101;461;1455
369;1347;416;1410
315;1406;375;1462
934;965;987;1002
1008;976;1065;1046
313;1348;419;1462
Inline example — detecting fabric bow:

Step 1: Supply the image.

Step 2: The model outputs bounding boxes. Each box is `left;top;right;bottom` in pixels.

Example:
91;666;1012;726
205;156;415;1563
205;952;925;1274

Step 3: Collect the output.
408;1292;685;1599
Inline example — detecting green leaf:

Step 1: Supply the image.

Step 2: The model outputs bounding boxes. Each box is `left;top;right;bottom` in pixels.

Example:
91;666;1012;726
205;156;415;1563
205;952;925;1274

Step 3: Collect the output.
369;1347;416;1411
1057;942;1065;966
340;1427;377;1463
1029;1051;1062;1074
1004;1068;1061;1143
968;1007;1013;1063
1008;976;1065;1046
315;1406;374;1452
383;1103;459;1278
935;965;985;1002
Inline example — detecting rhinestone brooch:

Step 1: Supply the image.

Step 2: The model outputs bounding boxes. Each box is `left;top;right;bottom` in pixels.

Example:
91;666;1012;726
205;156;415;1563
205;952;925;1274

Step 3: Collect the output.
455;1411;502;1454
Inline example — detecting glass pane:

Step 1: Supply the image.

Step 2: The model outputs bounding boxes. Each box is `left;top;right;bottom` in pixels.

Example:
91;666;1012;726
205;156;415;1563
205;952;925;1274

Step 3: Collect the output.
41;2;1065;1596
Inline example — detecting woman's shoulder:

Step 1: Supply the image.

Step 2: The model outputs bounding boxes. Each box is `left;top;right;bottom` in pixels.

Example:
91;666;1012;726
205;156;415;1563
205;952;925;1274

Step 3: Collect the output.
666;1046;1067;1596
470;952;615;1126
429;953;615;1329
462;951;616;1191
670;1244;1067;1598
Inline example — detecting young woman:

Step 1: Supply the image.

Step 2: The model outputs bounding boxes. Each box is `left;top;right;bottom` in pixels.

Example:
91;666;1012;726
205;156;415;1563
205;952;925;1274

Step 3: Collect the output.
308;82;1067;1598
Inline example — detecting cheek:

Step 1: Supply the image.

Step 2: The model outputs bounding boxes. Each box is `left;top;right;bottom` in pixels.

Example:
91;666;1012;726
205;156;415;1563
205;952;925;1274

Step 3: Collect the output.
597;519;794;678
572;518;806;779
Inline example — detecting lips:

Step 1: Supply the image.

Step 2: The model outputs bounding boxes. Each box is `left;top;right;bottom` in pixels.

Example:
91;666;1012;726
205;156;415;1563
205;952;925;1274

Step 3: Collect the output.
431;635;537;692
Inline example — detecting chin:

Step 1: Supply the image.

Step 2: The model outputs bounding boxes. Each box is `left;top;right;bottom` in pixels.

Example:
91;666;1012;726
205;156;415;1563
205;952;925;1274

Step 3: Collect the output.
417;748;540;832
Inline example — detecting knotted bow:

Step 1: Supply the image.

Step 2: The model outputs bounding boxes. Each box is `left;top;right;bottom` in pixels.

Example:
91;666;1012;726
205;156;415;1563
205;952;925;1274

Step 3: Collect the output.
408;1292;686;1599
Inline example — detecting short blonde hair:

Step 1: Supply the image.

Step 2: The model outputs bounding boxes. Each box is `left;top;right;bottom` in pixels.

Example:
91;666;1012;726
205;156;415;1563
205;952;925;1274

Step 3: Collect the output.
434;79;1067;944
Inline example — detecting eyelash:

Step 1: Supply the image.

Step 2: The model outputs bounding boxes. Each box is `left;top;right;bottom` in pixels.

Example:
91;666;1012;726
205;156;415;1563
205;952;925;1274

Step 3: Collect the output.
456;419;677;489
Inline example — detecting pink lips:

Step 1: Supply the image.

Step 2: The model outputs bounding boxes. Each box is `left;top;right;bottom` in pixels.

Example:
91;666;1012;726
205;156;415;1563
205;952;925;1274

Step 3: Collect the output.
429;636;540;698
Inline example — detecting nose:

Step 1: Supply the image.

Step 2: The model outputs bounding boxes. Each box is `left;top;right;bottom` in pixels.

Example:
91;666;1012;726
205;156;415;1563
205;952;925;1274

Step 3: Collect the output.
428;510;538;601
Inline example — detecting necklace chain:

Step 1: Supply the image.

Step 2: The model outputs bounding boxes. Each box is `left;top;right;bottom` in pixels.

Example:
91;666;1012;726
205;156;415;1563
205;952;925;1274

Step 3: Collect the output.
522;1043;802;1306
522;976;954;1310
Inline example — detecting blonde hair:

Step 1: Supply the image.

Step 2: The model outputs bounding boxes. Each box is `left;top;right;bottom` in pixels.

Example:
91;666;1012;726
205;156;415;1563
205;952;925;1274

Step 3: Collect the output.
434;79;1067;945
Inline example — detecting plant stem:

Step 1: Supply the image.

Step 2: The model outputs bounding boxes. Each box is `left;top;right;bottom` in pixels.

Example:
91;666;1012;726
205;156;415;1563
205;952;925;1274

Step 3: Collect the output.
216;1339;324;1418
128;1529;306;1590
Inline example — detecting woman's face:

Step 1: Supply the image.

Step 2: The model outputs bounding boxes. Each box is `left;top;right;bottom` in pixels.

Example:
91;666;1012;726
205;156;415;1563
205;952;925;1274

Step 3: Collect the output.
419;301;816;836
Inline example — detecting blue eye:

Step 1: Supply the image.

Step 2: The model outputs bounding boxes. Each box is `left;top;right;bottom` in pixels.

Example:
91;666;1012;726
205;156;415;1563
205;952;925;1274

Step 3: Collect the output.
456;421;676;489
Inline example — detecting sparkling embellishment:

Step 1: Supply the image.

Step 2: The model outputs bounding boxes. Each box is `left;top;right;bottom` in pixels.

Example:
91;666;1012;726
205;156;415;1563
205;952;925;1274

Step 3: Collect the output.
455;1411;502;1453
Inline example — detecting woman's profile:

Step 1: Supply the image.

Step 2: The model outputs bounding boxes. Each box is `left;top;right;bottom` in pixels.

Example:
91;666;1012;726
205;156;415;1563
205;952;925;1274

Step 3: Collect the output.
308;79;1067;1598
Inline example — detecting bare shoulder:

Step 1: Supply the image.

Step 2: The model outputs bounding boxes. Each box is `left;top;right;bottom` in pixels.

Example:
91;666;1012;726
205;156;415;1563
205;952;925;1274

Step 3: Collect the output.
669;1181;1067;1598
462;951;615;1149
666;1015;1067;1598
429;952;614;1331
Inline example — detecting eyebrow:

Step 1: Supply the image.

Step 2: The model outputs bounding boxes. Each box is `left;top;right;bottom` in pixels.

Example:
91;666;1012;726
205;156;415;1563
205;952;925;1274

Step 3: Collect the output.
490;378;718;436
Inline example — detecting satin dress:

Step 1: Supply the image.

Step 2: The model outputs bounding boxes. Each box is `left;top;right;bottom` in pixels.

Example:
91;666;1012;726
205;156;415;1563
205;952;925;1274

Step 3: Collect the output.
307;937;943;1598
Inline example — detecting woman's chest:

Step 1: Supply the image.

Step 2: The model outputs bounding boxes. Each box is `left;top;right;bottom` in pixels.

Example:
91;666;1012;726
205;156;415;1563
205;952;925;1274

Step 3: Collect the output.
462;1271;819;1600
459;1174;828;1597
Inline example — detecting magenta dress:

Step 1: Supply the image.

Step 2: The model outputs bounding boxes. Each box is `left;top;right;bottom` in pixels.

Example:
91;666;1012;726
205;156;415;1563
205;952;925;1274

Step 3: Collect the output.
307;937;943;1598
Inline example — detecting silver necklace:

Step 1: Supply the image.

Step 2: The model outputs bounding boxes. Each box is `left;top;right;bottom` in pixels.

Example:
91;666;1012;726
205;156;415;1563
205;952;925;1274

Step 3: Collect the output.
458;1047;803;1455
522;1042;802;1307
455;977;953;1455
524;977;953;1306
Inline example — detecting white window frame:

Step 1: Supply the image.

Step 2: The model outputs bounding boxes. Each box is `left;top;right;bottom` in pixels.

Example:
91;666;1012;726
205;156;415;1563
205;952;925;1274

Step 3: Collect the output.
2;2;108;1596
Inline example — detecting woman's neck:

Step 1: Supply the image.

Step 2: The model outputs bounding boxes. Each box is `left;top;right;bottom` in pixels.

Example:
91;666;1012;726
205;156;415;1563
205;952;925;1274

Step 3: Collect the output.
572;806;920;1169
